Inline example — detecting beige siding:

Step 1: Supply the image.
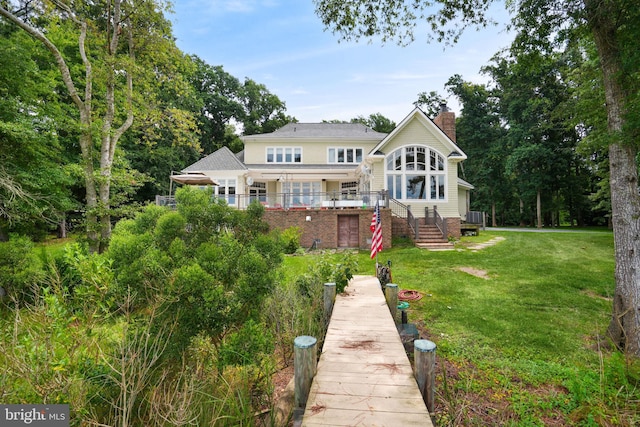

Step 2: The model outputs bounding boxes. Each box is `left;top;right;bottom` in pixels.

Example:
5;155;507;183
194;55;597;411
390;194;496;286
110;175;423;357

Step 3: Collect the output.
458;188;469;220
244;139;378;165
200;170;243;182
383;119;451;157
326;181;340;193
370;159;386;194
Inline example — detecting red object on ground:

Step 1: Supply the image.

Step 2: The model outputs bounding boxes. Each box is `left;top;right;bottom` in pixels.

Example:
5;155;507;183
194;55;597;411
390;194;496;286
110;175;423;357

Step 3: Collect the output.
398;290;423;301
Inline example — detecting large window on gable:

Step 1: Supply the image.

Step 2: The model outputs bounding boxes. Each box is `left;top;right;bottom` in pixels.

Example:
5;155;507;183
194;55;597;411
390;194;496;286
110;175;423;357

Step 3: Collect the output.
386;146;446;201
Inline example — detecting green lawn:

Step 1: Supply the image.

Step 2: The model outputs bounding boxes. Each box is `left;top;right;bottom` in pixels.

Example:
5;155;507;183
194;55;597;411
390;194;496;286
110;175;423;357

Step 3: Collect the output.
286;230;640;425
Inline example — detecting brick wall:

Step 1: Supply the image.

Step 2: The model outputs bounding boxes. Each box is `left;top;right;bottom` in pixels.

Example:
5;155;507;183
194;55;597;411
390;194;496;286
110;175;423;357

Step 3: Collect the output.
446;218;461;238
262;208;392;250
392;216;412;239
433;111;456;143
262;208;460;248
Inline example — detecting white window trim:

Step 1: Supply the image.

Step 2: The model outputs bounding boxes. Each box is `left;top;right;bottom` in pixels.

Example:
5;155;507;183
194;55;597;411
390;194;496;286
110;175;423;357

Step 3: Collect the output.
327;147;363;164
213;178;237;206
266;147;302;163
384;145;448;202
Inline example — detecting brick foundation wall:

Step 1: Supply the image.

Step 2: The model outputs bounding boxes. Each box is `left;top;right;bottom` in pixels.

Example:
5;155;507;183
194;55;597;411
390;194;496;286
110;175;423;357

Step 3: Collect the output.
392;216;412;239
262;208;392;250
446;218;461;238
262;209;459;247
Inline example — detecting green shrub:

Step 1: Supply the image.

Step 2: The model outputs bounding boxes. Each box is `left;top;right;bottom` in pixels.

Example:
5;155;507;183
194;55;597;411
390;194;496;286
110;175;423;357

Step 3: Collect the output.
129;204;167;234
61;243;115;317
218;319;274;368
280;226;302;254
294;252;358;297
153;211;186;250
0;236;45;304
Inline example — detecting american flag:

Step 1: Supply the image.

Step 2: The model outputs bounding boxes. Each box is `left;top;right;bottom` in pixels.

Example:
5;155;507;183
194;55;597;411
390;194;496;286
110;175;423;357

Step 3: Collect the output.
370;200;382;259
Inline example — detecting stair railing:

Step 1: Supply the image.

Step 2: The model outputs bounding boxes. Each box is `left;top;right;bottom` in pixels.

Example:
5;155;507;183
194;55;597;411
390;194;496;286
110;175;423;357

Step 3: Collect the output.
433;205;447;238
388;198;418;240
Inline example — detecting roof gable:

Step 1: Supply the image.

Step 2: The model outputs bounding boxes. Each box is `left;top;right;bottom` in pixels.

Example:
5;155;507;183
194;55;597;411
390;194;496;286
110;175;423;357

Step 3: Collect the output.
183;146;247;172
370;107;467;160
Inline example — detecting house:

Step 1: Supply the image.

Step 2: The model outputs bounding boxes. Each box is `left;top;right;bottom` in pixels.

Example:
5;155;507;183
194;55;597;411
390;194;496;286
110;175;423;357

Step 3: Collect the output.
164;106;473;249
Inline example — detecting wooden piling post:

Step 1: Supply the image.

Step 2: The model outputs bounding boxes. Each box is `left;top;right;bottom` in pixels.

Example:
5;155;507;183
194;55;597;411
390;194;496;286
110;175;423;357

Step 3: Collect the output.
323;282;336;327
294;335;317;410
385;283;398;322
414;339;437;415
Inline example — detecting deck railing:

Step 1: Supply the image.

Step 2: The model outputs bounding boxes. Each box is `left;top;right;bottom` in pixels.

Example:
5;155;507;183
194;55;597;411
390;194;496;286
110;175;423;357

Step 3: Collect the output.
466;210;483;224
156;191;386;210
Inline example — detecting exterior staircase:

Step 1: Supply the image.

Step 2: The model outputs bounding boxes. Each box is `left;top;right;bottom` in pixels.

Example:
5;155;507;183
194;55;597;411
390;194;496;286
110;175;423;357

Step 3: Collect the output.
414;224;455;250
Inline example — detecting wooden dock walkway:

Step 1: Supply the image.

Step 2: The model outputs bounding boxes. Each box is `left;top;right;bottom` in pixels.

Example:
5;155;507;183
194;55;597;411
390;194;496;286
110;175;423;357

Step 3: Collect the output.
301;275;434;426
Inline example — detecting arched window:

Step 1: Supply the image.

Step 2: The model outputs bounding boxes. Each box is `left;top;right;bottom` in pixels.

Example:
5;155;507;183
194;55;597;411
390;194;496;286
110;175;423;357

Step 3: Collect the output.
386;146;446;200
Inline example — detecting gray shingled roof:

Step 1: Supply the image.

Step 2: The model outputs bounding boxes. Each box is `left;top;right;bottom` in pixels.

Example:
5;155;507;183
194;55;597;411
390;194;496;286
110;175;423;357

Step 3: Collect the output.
243;163;356;170
242;123;388;140
183;146;247;172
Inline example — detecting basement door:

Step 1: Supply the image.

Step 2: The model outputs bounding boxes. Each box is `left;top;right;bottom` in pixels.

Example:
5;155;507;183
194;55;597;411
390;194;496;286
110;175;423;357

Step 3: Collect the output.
337;215;359;248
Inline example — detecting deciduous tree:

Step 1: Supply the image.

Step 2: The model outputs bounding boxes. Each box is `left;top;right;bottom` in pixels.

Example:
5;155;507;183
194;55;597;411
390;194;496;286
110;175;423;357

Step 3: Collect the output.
445;75;511;226
0;0;186;252
350;113;396;133
0;23;75;239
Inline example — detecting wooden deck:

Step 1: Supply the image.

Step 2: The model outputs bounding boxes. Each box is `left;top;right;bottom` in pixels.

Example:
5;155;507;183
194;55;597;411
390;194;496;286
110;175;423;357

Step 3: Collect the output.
301;275;434;426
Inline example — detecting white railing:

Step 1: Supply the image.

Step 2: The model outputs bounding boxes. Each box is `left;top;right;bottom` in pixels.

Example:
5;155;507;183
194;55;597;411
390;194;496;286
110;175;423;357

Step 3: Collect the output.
156;191;385;210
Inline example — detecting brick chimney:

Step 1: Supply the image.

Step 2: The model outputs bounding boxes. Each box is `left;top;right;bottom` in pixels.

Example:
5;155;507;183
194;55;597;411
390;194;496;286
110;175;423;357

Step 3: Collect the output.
433;103;456;143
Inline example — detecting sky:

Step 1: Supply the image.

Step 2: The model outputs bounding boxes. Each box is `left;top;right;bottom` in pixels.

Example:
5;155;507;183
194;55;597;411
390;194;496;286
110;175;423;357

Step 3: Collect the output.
169;0;515;125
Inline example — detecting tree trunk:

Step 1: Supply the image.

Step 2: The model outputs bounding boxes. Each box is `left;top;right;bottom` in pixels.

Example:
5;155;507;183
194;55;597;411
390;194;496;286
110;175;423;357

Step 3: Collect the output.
536;190;542;229
519;198;526;227
491;202;497;227
96;6;134;253
606;142;640;355
58;216;67;239
587;0;640;355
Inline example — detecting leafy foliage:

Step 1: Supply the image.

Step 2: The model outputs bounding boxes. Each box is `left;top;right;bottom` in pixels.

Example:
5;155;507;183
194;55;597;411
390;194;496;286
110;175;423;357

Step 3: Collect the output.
218;319;274;369
295;251;358;296
0;25;75;239
279;226;303;254
106;186;283;355
350;113;397;133
0;236;45;305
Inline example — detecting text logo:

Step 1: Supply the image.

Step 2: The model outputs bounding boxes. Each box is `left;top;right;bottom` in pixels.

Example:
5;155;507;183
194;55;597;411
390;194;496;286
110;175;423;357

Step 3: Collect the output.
0;405;69;426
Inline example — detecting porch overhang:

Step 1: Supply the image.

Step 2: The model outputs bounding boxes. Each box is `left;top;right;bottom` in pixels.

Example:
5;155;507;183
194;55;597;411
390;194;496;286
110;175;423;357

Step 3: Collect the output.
245;165;358;181
170;173;219;186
